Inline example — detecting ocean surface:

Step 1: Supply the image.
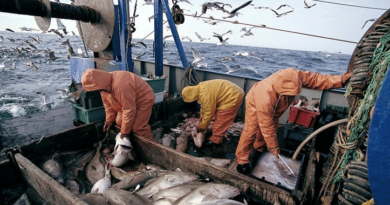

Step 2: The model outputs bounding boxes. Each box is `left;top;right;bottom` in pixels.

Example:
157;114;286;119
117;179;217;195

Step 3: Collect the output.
0;31;351;120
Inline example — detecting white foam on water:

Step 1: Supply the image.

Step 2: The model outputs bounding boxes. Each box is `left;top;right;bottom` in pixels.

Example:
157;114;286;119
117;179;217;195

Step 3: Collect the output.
0;104;26;117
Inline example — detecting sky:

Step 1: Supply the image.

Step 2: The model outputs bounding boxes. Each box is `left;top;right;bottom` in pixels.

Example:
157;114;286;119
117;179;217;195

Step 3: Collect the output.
0;0;389;54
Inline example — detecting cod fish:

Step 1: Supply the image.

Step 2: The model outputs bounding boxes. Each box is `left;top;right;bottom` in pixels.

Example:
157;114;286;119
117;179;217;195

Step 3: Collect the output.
66;150;95;180
153;127;165;142
173;183;240;205
111;170;170;190
86;142;105;184
66;180;80;194
42;158;65;184
193;132;205;148
197;157;232;168
176;132;189;153
91;165;111;194
78;193;110;205
159;134;175;148
103;188;152;205
136;171;199;198
111;166;141;181
154;198;172;205
152;181;204;202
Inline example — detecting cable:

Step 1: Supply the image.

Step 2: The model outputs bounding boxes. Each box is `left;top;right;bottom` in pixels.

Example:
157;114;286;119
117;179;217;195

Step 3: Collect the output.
292;118;349;160
184;14;358;44
312;0;387;11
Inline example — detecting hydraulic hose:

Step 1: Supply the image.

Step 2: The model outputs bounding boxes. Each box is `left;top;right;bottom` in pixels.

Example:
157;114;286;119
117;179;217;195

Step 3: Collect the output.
292;118;349;160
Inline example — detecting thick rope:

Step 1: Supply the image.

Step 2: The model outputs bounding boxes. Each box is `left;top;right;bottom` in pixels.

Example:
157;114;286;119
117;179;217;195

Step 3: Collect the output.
332;31;390;188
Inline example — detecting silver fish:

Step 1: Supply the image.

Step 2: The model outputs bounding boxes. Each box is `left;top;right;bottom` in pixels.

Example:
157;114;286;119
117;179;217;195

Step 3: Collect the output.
136;171;199;198
103;188;152;205
78;193;110;205
173;183;240;205
111;170;170;190
152;182;204;202
111;166;142;181
42;159;65;184
146;164;166;171
159;134;175;148
154;198;173;205
86;142;105;184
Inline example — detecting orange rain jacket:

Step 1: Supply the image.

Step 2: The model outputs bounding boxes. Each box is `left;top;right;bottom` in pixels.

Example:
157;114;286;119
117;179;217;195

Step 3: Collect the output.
81;69;155;138
182;79;245;130
236;68;343;165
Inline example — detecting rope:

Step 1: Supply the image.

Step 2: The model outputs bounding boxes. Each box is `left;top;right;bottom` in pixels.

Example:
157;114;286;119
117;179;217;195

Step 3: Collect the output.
312;0;387;11
180;65;200;88
331;31;390;188
183;14;358;44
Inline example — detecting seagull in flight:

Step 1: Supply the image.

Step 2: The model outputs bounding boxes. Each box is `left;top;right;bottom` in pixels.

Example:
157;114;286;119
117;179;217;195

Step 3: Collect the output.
203;19;218;25
270;9;293;17
56;89;69;99
223;63;239;74
221;56;235;62
362;18;377;29
20;27;39;32
163;35;173;40
213;33;229;46
132;51;147;59
181;36;192;42
195;32;210;42
29;35;41;44
191;47;205;65
5;28;14;32
27;62;39;70
177;0;192;6
223;0;252;19
234;51;264;60
277;4;294;10
213;30;232;38
240;27;256;38
36;92;54;106
304;0;316;9
56;18;68;35
131;41;148;48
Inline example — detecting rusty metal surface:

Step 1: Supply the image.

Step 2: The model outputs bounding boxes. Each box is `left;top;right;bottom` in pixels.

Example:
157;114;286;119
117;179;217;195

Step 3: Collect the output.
14;153;88;205
75;0;115;52
34;0;51;31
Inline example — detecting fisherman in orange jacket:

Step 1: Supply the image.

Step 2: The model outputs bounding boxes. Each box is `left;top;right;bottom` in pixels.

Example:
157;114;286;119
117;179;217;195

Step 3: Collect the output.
235;68;352;174
182;79;245;146
81;69;155;139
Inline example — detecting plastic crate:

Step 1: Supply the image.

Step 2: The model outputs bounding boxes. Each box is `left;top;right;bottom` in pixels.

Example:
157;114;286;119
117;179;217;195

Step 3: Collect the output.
76;91;103;109
284;123;314;142
72;104;105;124
288;102;320;128
141;77;166;93
324;104;350;119
155;91;166;103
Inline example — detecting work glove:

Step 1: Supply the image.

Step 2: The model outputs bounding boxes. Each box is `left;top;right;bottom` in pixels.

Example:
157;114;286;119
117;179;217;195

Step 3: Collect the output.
120;133;131;140
236;163;251;175
196;126;205;133
103;121;114;132
268;147;280;159
341;72;352;86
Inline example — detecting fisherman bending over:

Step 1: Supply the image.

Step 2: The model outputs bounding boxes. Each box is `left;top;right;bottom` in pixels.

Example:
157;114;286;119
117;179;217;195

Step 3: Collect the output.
182;79;245;146
235;68;352;174
81;69;155;139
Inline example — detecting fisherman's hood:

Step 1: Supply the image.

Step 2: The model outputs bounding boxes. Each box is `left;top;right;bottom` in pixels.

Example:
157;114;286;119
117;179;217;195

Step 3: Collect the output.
182;85;199;102
81;69;113;92
272;68;302;96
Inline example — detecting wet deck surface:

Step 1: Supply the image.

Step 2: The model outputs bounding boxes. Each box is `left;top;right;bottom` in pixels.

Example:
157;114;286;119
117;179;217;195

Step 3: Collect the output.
0;106;75;156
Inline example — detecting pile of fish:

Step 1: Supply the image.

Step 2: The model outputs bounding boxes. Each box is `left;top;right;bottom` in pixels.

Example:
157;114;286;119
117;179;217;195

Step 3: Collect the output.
40;141;245;205
152;114;245;150
293;95;320;112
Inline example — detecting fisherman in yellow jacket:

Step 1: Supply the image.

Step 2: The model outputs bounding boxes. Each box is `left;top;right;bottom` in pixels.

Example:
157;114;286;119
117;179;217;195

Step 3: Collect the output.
182;79;245;146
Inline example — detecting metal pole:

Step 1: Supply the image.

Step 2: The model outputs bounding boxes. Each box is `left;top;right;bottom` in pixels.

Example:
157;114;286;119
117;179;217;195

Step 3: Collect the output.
160;0;189;69
118;0;132;71
0;0;100;24
154;0;163;76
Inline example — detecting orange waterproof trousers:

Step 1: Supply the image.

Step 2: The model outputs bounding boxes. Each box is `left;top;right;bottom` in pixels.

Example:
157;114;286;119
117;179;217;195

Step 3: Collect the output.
235;97;269;165
115;98;154;140
209;99;243;144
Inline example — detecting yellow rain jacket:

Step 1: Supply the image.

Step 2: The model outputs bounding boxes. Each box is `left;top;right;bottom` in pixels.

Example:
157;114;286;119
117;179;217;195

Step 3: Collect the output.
182;79;245;130
81;69;155;137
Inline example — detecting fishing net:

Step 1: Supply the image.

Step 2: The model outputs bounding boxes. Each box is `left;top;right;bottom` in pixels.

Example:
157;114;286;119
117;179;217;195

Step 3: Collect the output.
332;31;390;187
